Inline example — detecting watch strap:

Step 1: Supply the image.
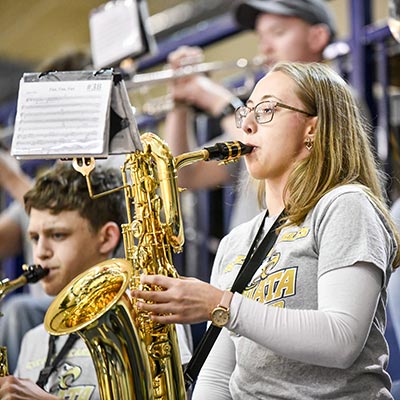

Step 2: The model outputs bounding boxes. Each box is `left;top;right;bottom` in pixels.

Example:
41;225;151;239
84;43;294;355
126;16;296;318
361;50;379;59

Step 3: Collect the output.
218;290;233;310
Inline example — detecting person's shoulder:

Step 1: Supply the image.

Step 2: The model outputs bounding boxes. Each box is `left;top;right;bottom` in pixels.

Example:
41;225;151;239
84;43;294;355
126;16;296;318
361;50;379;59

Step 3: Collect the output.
22;323;47;342
224;210;266;242
318;184;370;206
312;184;392;230
311;184;379;222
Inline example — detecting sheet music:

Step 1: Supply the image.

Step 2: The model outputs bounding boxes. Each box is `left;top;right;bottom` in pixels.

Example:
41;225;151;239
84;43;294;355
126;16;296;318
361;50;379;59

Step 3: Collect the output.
11;78;113;158
90;0;145;69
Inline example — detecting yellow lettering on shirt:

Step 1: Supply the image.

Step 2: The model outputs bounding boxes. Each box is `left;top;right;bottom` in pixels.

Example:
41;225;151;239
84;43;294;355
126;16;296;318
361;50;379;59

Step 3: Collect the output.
69;348;90;357
223;255;245;273
270;300;285;308
274;268;296;298
244;267;298;305
280;227;309;242
58;386;94;400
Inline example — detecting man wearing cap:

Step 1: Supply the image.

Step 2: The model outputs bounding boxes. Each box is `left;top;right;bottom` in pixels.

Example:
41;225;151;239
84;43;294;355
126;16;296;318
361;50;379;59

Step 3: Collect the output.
163;0;336;230
235;0;336;66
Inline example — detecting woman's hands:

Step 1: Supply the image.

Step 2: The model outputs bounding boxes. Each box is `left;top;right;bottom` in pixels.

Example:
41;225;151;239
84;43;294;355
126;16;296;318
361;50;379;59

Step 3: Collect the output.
131;275;224;325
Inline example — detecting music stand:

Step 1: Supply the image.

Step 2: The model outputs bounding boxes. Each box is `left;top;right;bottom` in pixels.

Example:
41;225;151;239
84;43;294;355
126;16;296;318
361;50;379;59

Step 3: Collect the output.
89;0;157;70
11;69;142;160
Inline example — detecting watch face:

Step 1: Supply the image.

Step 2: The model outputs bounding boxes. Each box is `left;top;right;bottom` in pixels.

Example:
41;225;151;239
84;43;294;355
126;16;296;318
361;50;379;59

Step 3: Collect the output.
211;307;229;327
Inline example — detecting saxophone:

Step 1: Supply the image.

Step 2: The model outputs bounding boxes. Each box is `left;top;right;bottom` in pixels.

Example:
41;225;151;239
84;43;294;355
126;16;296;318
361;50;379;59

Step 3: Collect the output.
0;264;49;376
44;132;252;399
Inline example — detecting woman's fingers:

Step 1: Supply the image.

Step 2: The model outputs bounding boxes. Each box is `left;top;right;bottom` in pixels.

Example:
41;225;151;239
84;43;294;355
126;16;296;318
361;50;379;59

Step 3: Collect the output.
140;273;175;288
130;274;220;324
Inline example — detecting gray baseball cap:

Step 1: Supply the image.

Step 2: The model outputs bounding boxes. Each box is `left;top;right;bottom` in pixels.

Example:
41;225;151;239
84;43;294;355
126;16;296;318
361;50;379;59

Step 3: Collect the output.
234;0;336;40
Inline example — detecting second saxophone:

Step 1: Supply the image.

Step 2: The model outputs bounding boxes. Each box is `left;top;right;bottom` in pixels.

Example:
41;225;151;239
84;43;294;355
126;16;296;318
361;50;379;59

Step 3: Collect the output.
0;264;48;376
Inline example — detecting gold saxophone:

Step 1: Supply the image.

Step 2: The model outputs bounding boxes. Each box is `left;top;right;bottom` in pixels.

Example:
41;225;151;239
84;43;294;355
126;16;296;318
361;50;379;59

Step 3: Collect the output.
44;132;252;399
0;264;48;376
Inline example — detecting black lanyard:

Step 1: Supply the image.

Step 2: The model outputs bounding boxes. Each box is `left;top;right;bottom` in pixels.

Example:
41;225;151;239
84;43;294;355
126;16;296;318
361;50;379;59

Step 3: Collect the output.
36;333;79;389
184;210;285;389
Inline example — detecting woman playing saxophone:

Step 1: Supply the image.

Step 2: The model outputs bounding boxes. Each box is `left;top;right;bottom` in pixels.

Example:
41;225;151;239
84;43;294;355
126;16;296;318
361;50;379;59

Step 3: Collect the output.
133;62;400;400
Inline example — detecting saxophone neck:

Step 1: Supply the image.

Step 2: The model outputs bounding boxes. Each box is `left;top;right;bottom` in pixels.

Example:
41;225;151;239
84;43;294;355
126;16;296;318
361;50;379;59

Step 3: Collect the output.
0;275;26;302
0;265;48;302
174;150;208;171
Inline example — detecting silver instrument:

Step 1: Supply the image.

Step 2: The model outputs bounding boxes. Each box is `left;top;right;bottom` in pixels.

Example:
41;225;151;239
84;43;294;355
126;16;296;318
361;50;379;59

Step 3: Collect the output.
127;55;266;117
126;55;267;89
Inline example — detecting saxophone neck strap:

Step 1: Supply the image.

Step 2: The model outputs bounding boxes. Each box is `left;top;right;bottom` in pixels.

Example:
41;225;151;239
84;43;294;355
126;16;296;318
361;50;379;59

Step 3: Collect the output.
184;209;285;390
36;333;79;389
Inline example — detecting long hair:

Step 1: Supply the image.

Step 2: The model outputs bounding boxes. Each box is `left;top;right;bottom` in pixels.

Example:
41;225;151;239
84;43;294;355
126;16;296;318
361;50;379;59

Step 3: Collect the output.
258;61;400;268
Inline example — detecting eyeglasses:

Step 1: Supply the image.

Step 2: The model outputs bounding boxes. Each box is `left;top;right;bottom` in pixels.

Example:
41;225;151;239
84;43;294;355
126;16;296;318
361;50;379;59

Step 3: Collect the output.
234;100;314;128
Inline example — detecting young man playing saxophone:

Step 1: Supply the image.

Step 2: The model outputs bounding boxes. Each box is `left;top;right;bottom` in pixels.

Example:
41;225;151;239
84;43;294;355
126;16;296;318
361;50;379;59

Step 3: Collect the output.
0;162;192;400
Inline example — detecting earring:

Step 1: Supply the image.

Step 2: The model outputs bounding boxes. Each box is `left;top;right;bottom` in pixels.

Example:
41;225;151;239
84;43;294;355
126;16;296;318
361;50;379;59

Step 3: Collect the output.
305;138;313;151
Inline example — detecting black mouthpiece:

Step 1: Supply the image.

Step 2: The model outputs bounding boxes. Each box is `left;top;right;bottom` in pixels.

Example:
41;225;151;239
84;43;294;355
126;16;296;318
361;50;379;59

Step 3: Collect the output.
23;265;49;284
204;141;253;162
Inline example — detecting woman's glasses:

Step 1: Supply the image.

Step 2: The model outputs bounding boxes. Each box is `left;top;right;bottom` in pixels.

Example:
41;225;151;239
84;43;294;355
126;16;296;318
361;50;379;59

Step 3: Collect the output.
235;100;314;128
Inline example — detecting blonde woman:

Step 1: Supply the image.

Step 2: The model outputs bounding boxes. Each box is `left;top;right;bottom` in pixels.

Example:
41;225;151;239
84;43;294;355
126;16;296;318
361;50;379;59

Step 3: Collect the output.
135;62;400;399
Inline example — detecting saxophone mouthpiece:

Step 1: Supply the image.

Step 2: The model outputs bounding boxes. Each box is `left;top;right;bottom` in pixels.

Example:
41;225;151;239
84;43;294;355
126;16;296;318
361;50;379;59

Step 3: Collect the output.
204;141;253;162
22;264;49;283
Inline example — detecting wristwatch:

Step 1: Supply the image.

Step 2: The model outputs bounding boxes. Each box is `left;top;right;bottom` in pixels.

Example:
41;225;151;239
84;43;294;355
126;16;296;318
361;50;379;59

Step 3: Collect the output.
210;290;234;327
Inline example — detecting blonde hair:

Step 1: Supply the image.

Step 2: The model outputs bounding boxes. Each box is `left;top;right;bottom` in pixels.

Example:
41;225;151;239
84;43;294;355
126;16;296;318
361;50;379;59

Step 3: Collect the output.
257;62;400;268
